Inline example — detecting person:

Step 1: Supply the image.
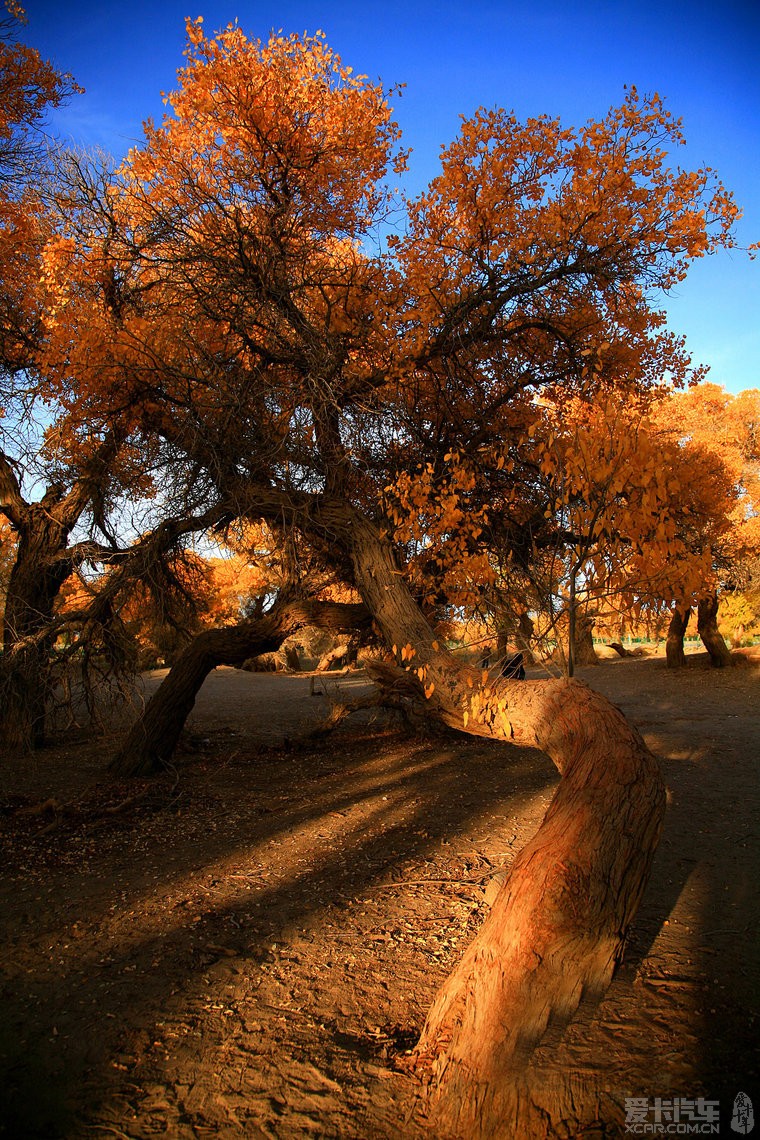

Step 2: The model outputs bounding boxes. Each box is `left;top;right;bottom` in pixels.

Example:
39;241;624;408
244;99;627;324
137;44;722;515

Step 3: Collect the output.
498;651;525;680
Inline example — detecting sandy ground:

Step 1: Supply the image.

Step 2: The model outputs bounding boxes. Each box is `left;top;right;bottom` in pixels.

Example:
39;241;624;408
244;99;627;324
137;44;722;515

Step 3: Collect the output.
0;652;758;1137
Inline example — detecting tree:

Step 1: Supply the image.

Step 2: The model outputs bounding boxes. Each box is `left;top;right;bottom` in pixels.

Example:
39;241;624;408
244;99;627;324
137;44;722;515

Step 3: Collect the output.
0;12;211;748
31;23;740;1134
504;396;726;675
654;384;760;666
441;391;738;676
0;6;107;747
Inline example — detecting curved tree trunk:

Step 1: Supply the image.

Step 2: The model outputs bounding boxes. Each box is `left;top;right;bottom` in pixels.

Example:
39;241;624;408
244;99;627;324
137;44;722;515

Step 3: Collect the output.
120;491;667;1134
696;593;733;668
665;605;690;668
411;681;663;1136
340;509;665;1137
110;599;371;776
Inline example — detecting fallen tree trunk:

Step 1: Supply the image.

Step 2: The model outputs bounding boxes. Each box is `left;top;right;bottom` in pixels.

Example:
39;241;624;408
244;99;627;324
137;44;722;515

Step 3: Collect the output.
340;507;666;1136
110;599;371;777
316;641;351;671
411;678;663;1136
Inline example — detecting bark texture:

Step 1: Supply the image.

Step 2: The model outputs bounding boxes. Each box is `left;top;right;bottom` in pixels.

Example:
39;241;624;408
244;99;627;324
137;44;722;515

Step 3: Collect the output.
666;606;690;669
411;680;663;1137
1;499;76;749
110;599;371;776
696;593;733;668
0;440;121;751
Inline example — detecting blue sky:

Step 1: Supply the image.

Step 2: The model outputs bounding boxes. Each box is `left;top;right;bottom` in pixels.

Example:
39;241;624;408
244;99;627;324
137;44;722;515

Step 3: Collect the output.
21;0;760;394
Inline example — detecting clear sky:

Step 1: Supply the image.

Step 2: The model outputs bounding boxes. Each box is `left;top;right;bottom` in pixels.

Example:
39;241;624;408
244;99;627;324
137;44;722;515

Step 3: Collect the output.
20;0;760;395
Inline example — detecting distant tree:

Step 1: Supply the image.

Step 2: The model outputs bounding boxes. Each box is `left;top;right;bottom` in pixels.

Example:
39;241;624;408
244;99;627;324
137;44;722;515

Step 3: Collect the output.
654;384;760;666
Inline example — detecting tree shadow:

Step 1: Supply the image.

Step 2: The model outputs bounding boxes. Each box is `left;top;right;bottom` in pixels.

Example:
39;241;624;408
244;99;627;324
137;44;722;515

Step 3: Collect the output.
5;656;755;1135
0;720;558;1136
573;654;760;1120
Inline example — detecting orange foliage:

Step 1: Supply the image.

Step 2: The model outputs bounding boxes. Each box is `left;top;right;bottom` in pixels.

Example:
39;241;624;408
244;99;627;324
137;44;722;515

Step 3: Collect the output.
202;555;269;625
0;6;80;372
24;26;744;636
654;383;760;588
531;396;737;611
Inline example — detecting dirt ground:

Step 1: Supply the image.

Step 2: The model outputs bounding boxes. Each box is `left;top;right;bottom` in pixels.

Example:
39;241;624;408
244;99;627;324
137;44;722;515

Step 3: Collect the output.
1;651;758;1138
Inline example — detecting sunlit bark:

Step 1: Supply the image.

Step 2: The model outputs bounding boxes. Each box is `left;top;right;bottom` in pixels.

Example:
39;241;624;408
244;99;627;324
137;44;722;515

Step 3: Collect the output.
336;508;666;1136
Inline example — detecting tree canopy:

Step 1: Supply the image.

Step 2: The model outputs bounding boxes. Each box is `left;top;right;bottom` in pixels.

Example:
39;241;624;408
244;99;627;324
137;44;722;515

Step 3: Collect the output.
29;23;739;611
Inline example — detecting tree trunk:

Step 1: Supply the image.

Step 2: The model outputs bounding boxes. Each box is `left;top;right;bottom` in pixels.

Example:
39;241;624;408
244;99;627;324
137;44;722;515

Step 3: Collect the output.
552;611;598;674
411;680;663;1136
0;646;49;751
516;611;536;666
0;508;71;751
340;509;665;1137
316;642;350;671
573;611;598;666
665;605;690;668
1;439;124;752
696;593;733;668
110;600;371;776
495;611;535;669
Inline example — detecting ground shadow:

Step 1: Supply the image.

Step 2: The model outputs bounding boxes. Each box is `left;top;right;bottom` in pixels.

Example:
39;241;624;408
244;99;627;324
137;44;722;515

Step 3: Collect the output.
0;718;557;1137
